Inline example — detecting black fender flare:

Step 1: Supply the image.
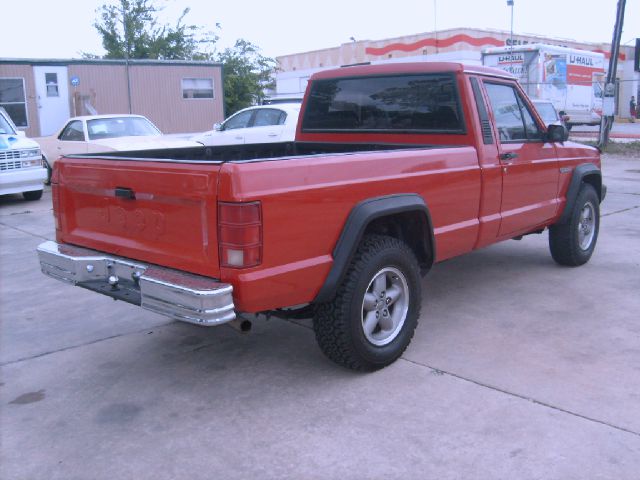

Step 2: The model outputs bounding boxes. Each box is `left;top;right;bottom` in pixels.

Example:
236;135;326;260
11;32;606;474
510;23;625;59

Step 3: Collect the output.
314;194;435;303
558;163;603;224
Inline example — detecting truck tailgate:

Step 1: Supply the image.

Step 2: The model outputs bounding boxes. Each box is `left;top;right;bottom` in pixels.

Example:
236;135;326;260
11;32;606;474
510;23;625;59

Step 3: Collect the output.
55;157;222;279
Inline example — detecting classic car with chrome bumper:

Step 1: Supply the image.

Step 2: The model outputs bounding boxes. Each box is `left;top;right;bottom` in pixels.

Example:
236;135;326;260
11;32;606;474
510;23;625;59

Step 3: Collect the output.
37;241;236;326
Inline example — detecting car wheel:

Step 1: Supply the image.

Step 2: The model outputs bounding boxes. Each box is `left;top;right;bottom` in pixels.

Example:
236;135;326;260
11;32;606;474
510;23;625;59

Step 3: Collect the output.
313;234;421;371
549;184;599;266
23;190;43;201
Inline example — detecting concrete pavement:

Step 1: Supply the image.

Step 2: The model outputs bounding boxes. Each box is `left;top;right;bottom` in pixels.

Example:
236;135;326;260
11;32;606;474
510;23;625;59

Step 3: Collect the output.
1;152;639;479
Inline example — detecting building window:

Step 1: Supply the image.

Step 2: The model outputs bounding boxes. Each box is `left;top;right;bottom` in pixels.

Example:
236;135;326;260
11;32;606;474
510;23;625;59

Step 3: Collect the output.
0;78;28;127
182;78;214;99
45;72;59;97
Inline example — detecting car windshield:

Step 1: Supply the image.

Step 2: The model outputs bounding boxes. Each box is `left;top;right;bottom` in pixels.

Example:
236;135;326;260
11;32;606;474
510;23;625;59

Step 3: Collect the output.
0;110;17;135
86;117;161;140
534;103;559;124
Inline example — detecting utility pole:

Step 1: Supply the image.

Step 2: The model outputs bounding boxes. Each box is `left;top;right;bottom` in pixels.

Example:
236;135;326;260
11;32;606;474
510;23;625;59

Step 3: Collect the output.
507;0;514;57
598;0;626;149
434;0;438;54
122;4;133;114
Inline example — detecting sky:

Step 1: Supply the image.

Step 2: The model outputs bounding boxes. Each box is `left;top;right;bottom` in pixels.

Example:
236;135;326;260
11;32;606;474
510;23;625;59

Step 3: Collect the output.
1;0;638;60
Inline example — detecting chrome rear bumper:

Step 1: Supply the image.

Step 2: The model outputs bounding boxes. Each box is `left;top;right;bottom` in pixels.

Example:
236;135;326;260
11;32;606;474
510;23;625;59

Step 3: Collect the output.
37;241;235;326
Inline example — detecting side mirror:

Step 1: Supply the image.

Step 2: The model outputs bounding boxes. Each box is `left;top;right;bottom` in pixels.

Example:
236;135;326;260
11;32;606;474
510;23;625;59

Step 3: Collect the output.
547;123;569;143
213;123;223;132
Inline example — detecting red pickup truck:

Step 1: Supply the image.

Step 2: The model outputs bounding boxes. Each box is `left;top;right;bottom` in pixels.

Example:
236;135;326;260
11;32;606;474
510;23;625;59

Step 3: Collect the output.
38;62;604;371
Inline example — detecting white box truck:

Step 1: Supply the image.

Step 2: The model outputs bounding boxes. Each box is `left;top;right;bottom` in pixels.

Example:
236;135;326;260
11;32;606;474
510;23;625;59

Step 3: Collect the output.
482;44;605;128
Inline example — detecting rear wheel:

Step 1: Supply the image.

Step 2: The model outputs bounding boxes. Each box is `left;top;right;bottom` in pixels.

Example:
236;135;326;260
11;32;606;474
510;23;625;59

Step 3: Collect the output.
23;190;43;201
549;183;599;266
313;234;422;371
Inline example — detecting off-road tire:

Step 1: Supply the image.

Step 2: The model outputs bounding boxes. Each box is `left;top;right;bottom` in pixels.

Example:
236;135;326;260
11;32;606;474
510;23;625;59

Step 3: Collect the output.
313;234;422;371
22;190;43;201
549;183;599;266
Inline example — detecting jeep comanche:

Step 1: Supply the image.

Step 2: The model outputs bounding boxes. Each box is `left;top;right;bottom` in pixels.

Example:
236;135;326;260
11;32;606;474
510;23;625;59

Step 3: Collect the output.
37;62;605;371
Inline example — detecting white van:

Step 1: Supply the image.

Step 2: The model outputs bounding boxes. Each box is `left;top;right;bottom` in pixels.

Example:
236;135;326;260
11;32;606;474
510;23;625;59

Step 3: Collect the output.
0;107;46;201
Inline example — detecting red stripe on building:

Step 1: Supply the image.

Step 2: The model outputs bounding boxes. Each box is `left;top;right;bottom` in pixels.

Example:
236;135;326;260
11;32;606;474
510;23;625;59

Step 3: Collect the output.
365;34;504;56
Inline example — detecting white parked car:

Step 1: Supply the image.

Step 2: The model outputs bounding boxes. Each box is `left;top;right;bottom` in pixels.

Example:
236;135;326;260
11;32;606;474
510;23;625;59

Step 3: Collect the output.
0;107;46;201
37;114;201;182
192;104;300;146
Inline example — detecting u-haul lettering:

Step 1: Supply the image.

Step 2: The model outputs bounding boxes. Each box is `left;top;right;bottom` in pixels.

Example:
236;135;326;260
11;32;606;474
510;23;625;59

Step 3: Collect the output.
569;55;595;67
498;53;524;64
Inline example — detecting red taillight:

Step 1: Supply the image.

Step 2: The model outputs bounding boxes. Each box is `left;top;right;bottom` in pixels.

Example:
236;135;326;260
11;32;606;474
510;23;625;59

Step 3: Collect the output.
218;201;262;268
51;183;61;232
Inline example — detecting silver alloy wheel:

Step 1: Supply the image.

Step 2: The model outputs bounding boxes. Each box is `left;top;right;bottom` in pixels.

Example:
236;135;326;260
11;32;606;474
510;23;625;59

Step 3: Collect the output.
578;201;596;250
361;267;409;347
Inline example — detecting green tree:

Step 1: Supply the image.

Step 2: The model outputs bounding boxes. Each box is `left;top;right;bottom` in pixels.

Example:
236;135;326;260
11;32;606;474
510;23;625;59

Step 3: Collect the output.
217;40;276;115
91;0;217;60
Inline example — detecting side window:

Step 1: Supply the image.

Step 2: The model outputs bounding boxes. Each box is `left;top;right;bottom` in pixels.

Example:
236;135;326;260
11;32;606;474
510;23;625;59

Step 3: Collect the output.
223;111;253;130
485;82;542;142
59;121;85;141
253;109;286;127
517;96;543;140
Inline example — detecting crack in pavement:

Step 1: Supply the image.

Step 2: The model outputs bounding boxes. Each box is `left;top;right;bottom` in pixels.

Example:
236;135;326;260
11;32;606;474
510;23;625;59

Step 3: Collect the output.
0;322;174;367
602;205;640;217
0;221;52;241
401;357;640;439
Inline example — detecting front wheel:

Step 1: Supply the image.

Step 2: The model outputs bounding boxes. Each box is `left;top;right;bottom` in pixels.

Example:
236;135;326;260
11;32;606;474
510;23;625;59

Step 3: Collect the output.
549;183;599;266
313;234;422;371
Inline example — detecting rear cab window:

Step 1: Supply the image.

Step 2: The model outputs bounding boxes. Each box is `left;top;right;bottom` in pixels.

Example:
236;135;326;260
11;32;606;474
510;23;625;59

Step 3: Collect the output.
301;73;465;134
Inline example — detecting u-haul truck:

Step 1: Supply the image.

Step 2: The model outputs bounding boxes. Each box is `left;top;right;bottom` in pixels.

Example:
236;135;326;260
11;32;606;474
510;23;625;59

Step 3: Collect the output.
482;44;605;128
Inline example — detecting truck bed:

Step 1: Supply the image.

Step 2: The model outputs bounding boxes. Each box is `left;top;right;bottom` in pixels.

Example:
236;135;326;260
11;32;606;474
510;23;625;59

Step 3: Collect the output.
85;141;453;163
55;141;478;298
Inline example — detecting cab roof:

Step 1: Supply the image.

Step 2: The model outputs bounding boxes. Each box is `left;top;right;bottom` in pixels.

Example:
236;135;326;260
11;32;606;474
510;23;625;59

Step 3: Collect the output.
310;62;516;81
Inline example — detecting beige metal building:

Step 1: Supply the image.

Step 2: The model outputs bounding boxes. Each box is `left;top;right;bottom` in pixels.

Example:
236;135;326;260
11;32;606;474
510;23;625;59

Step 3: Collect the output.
0;59;224;137
275;27;639;118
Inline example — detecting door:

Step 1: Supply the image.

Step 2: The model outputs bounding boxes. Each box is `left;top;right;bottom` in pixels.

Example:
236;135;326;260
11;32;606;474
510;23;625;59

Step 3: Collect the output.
212;110;253;145
33;66;70;136
243;108;287;144
483;81;560;236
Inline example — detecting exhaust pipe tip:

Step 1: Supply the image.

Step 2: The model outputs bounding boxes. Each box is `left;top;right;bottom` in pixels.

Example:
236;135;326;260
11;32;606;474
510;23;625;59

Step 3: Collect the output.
228;316;252;333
